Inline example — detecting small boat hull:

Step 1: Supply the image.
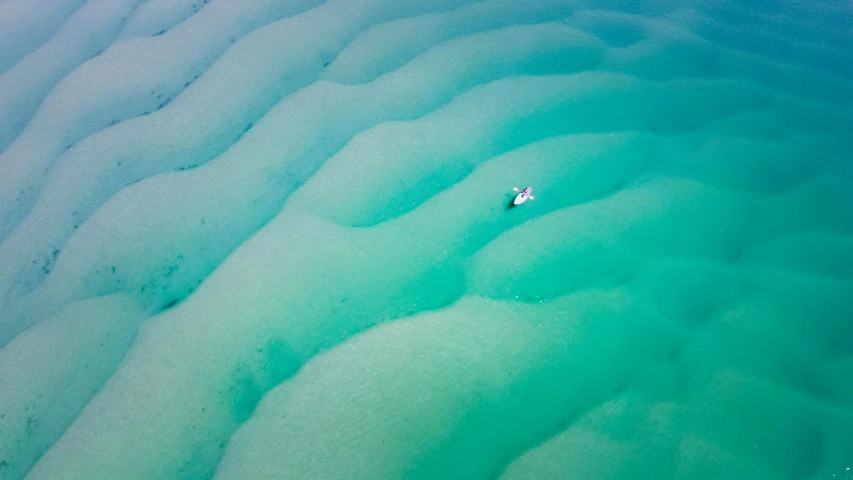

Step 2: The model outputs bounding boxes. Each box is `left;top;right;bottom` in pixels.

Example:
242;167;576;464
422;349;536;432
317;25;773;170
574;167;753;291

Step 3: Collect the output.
513;193;529;205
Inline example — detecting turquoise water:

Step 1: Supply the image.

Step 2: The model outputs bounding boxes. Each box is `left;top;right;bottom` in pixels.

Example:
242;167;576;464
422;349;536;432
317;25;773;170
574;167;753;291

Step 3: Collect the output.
0;0;851;478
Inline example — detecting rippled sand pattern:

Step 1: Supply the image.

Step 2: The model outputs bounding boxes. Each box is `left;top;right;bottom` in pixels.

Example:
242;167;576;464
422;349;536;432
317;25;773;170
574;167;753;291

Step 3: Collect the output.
0;0;852;478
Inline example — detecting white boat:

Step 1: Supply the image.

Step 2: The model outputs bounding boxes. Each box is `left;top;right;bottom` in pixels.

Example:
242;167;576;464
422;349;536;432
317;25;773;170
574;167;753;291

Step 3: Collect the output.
513;186;534;205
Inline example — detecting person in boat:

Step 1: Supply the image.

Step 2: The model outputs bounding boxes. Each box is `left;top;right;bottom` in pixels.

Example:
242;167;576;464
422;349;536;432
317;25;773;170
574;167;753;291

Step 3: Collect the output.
512;186;534;205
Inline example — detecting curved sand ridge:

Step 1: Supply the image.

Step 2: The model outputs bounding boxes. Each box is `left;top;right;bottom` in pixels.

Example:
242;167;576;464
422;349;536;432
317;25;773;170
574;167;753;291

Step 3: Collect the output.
0;0;86;75
1;0;852;479
0;0;329;223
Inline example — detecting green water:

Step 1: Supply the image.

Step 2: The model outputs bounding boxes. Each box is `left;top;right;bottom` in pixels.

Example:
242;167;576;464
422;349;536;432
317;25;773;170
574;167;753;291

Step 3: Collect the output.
0;0;851;479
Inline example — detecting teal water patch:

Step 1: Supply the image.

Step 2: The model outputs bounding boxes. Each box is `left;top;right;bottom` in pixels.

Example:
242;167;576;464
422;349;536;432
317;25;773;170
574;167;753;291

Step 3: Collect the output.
1;0;852;479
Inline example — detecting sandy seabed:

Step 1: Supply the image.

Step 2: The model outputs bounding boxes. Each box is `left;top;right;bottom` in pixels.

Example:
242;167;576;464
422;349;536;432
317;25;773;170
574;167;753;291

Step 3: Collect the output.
0;0;852;478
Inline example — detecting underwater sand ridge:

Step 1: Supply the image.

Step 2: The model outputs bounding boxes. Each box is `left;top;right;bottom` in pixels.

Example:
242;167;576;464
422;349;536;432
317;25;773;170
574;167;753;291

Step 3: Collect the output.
0;0;851;479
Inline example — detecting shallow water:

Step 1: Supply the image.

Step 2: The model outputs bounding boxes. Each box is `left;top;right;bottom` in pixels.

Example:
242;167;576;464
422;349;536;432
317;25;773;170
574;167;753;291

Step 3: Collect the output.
0;0;851;478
